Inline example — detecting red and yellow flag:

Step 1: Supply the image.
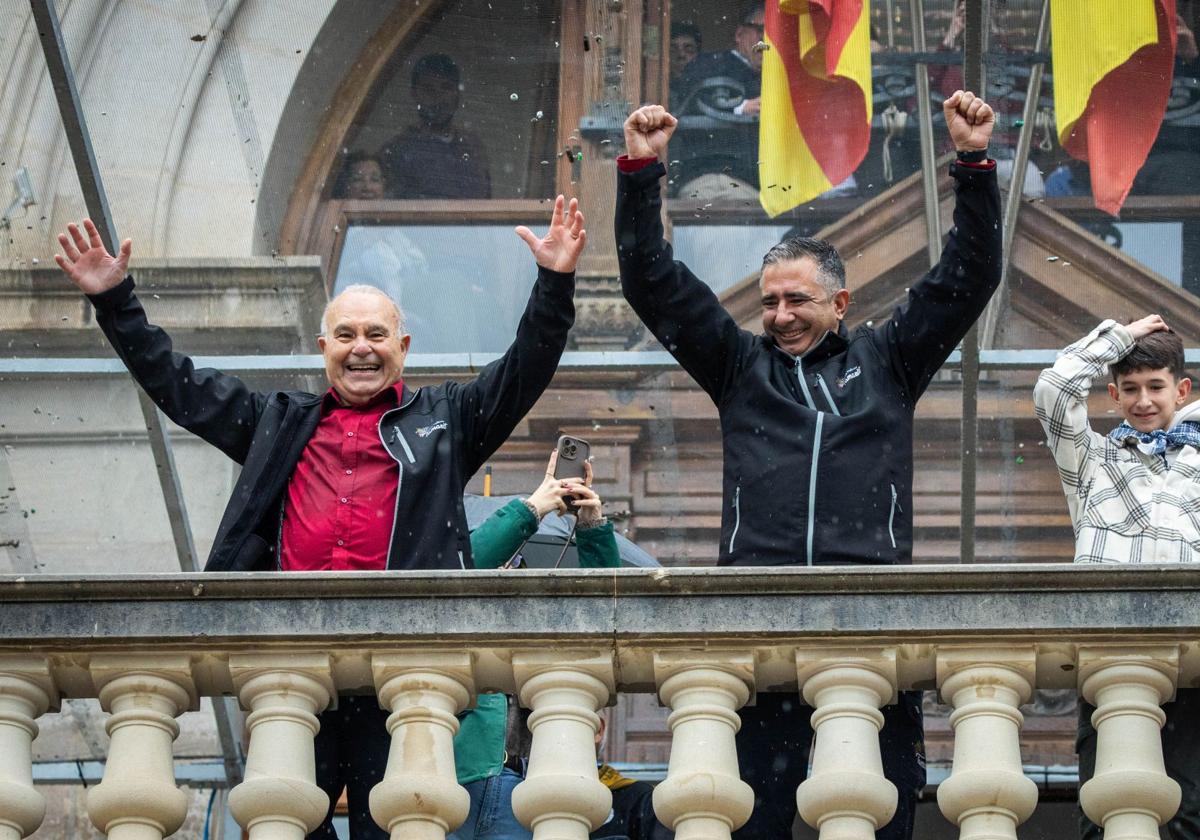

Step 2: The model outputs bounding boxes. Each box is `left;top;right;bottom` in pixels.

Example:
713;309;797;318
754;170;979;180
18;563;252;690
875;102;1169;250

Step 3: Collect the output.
1051;0;1177;216
759;0;872;217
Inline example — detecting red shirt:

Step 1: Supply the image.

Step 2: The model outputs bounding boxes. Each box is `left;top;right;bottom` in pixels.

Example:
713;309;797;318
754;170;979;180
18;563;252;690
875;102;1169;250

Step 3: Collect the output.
279;382;403;571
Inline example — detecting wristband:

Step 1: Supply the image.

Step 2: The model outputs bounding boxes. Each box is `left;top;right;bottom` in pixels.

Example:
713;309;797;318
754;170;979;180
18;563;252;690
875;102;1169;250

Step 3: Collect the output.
956;148;988;164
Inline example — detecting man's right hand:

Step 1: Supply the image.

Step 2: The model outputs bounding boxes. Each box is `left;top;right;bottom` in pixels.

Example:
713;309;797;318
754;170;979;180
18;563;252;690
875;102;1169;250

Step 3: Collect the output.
623;105;678;160
54;219;131;295
1127;314;1169;341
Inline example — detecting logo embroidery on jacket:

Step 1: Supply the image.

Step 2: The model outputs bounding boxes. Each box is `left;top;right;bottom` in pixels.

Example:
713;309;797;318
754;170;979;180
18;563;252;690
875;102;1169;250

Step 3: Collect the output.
415;420;449;438
837;366;862;388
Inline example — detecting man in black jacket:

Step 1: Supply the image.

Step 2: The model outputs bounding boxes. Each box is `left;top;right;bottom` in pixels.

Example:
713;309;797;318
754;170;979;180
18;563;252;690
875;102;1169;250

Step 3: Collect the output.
617;93;999;840
53;196;587;839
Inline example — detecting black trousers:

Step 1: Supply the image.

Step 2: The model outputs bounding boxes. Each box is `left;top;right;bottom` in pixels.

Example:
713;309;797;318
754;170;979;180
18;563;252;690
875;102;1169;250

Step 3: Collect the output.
307;696;391;840
731;691;926;840
1078;688;1200;840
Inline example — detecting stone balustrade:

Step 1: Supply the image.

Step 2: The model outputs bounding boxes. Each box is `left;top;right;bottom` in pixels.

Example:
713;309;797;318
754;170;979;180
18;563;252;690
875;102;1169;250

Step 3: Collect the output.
0;565;1197;840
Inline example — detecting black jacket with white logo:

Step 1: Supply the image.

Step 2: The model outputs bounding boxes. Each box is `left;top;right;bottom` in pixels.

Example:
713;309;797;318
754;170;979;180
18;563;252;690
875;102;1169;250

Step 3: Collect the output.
89;268;574;571
617;160;1000;565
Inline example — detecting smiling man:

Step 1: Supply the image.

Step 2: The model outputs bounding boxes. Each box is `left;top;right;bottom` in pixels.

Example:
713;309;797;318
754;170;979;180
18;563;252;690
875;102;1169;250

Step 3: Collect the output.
53;198;585;839
616;93;999;840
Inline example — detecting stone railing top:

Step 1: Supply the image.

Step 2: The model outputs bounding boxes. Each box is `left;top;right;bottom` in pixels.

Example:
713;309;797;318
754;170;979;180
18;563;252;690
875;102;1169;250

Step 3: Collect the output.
3;565;1199;697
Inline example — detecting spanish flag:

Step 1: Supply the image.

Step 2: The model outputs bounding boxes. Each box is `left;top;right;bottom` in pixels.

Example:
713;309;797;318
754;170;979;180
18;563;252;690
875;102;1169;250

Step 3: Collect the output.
1051;0;1177;216
759;0;872;217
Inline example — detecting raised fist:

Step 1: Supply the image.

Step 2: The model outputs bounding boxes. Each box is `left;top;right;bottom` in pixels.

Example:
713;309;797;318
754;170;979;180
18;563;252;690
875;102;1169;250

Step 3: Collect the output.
943;90;995;153
623;105;678;160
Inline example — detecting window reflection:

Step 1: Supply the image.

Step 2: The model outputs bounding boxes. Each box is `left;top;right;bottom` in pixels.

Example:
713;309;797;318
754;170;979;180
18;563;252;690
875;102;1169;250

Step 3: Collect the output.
332;0;560;202
335;224;536;353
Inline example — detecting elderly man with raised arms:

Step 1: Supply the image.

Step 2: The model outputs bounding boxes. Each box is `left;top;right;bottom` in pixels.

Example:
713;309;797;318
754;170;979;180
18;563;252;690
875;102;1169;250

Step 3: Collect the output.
53;198;586;839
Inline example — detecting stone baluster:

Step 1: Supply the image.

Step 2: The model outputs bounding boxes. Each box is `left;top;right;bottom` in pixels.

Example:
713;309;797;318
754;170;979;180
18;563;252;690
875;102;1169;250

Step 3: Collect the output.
85;654;197;840
651;652;755;840
511;650;614;840
795;649;898;840
1078;646;1181;840
936;647;1038;840
0;657;55;840
228;653;334;840
369;652;474;840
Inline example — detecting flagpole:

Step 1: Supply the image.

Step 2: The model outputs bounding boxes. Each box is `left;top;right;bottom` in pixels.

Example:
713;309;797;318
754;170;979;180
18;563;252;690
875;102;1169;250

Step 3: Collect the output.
909;0;942;267
959;0;987;565
980;0;1050;350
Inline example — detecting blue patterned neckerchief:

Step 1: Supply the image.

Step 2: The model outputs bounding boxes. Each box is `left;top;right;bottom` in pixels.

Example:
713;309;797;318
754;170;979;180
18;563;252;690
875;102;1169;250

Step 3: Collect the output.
1108;421;1200;456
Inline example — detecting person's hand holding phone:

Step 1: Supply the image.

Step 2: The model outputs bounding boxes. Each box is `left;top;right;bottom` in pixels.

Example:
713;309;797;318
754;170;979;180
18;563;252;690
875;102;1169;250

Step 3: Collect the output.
526;450;576;518
564;460;604;527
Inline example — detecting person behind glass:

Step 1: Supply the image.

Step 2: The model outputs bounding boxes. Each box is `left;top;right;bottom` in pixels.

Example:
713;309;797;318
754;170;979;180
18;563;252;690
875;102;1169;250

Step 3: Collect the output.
333;151;387;200
615;93;999;840
379;52;491;199
51;196;587;840
667;21;702;110
592;713;673;840
450;450;618;840
674;2;764;118
1034;317;1200;839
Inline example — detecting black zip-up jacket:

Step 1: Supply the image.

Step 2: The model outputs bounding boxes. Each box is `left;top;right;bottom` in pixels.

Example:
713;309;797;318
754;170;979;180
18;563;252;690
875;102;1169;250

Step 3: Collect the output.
617;160;1001;566
88;268;574;572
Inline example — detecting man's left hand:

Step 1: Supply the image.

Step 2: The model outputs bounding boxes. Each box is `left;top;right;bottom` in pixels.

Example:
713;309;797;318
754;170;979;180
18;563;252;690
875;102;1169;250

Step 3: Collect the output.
943;90;995;152
516;194;587;273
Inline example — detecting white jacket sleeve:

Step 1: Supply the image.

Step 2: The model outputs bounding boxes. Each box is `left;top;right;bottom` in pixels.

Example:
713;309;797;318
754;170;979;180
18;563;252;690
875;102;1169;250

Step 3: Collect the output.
1033;320;1133;522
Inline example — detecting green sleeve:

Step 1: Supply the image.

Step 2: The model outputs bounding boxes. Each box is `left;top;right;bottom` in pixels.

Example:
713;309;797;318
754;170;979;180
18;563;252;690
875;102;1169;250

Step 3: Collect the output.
469;498;539;568
576;521;620;567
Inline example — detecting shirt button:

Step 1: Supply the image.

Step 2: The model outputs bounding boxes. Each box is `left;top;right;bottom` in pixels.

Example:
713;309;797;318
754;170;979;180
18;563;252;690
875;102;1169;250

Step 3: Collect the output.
347;431;354;437
336;539;344;546
345;469;353;475
340;498;349;504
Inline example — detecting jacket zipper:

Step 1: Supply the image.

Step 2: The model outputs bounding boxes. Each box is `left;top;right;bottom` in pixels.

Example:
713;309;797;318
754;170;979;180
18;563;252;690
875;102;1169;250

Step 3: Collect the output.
794;358;816;410
888;483;901;549
377;390;419;570
729;485;742;553
807;412;825;566
393;428;417;464
815;374;840;416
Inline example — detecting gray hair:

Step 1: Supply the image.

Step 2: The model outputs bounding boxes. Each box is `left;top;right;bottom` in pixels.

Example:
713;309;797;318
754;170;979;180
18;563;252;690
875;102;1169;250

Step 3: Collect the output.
320;284;407;336
760;236;846;297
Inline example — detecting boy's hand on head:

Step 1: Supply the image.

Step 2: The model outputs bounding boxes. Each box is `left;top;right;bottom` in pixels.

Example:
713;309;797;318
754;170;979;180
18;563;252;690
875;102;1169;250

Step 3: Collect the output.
1127;314;1169;341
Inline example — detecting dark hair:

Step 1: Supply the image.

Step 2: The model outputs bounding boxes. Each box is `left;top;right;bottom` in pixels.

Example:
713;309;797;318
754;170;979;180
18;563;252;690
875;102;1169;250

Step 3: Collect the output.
332;151;382;199
411;53;460;88
761;237;846;295
739;1;765;25
671;20;702;47
1112;328;1185;381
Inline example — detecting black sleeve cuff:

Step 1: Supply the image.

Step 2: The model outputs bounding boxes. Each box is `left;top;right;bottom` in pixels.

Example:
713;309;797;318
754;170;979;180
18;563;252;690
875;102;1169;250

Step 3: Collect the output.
619;160;668;188
86;275;135;310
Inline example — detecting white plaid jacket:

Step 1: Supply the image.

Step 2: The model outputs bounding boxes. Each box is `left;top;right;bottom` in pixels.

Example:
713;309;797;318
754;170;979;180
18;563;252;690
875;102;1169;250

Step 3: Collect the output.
1034;320;1200;564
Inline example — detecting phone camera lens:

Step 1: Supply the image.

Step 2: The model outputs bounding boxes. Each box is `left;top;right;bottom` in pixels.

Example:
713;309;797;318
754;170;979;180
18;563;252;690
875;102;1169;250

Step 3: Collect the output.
565;444;577;457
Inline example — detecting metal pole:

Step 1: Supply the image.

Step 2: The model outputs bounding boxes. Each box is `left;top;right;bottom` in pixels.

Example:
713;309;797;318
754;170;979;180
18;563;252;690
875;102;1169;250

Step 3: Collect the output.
980;0;1050;349
909;0;942;266
29;0;243;785
958;0;987;565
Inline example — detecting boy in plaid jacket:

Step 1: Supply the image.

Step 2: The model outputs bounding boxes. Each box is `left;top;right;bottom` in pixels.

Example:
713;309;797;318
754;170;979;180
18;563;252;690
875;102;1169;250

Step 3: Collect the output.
1035;314;1200;839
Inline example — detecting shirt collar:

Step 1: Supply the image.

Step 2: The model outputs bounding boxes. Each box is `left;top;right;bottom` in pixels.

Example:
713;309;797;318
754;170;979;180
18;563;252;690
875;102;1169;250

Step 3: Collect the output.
322;380;405;414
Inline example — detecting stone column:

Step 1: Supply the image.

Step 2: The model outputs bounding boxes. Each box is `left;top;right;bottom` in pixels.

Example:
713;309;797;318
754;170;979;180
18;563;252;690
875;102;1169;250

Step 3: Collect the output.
651;652;755;840
1078;646;1182;840
936;647;1038;840
85;654;197;840
511;650;615;840
0;657;55;840
368;652;474;840
228;653;334;840
795;649;899;840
